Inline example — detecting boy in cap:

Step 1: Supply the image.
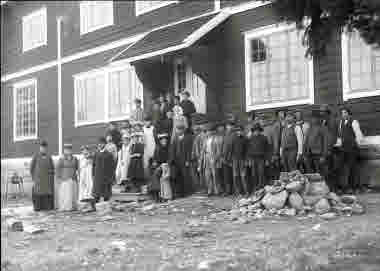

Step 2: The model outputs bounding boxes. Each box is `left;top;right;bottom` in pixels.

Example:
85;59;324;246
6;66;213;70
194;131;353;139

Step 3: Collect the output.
280;113;304;172
91;137;116;210
30;140;55;211
246;123;269;193
304;110;329;178
227;125;248;195
131;98;144;123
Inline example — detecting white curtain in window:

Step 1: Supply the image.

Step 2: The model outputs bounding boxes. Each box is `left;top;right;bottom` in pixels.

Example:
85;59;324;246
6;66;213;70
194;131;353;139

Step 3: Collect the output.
348;32;380;93
81;1;113;34
249;29;309;106
109;67;143;119
22;9;46;51
15;83;36;138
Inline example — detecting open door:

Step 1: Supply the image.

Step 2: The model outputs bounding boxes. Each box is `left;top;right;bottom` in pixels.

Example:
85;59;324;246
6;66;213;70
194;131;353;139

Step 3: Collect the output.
174;58;207;114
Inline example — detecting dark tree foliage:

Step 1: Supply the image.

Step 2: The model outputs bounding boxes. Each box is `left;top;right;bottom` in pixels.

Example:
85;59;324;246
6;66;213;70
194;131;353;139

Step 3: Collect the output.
268;0;380;57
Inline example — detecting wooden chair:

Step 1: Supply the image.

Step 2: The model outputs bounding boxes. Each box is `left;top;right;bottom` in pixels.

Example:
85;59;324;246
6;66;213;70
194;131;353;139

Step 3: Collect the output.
5;172;25;200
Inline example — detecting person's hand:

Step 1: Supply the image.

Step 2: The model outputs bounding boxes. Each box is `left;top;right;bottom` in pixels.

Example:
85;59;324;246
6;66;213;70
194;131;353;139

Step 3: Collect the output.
197;166;201;172
185;161;190;167
265;160;270;166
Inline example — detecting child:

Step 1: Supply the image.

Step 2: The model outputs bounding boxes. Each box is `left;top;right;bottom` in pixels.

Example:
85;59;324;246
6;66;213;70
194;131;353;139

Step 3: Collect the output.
127;132;145;193
191;124;205;192
115;133;132;189
213;122;226;195
280;113;304;172
105;134;118;161
172;96;188;141
180;91;196;129
227;125;248;196
203;124;221;196
143;116;156;178
78;145;95;212
246;123;269;193
222;121;235;195
106;122;122;151
131;98;144;123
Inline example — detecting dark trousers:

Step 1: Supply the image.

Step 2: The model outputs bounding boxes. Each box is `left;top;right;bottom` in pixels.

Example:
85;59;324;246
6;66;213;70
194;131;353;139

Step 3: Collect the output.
282;149;298;172
305;153;327;178
249;158;265;192
338;150;359;191
326;148;341;191
32;193;54;211
222;164;233;194
173;164;192;198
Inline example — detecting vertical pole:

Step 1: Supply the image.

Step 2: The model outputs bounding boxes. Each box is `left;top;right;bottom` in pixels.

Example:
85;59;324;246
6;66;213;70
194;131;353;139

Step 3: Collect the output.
57;17;63;155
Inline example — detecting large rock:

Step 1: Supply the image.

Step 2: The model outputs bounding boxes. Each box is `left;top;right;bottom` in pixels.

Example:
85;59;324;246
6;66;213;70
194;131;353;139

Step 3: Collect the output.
327;192;341;204
314;198;331;214
262;190;288;210
303;195;324;206
286;181;304;192
288;192;304;210
307;181;330;196
340;195;357;205
304;173;323;182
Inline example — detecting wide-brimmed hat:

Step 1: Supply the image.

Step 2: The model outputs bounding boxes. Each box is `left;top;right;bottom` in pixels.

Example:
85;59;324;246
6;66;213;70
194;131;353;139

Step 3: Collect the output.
39;139;48;147
251;123;263;132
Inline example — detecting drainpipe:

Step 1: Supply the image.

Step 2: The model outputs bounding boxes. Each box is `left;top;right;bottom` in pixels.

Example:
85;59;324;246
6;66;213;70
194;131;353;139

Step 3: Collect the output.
57;17;63;155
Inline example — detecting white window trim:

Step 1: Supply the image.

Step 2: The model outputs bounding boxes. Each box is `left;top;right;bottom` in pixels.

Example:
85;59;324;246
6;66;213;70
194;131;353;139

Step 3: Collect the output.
22;7;47;52
79;1;114;35
13;78;38;142
73;65;143;127
244;23;314;112
341;31;380;101
135;1;178;16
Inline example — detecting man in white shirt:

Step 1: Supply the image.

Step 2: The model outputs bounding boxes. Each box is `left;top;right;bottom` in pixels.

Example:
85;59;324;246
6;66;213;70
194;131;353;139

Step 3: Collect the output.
335;107;364;193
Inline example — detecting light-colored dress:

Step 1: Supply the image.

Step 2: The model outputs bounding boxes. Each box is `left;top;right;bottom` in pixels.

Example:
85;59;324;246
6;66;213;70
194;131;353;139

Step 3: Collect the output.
56;156;79;211
78;157;94;202
116;144;131;184
106;142;118;161
143;126;156;174
172;105;188;141
160;163;172;200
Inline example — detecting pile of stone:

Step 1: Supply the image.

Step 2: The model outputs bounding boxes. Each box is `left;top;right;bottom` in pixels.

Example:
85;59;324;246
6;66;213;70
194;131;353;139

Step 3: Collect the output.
226;171;365;221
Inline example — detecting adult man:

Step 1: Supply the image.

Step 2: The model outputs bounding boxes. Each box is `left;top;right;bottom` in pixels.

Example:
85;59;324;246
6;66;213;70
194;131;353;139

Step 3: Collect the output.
180;91;196;129
280;113;304;172
336;107;364;193
294;109;310;172
169;124;194;198
30;140;55;211
222;121;235;195
91;137;116;210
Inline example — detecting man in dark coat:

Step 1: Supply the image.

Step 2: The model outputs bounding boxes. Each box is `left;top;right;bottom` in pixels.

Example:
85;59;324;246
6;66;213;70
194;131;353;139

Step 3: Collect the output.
30;140;55;211
91;137;116;210
180;91;196;129
169;124;194;198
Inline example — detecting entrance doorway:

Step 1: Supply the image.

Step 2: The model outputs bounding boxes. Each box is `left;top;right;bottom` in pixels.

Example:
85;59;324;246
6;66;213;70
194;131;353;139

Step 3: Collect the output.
173;58;207;114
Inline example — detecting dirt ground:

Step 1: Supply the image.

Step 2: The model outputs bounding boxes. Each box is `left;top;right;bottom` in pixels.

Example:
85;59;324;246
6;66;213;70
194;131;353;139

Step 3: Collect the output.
2;193;380;271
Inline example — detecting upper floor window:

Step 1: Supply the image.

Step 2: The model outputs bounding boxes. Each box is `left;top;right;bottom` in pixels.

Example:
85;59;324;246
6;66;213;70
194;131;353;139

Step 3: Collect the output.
80;1;113;35
22;8;47;52
244;24;314;111
13;79;38;141
135;1;178;16
342;31;380;100
74;65;143;126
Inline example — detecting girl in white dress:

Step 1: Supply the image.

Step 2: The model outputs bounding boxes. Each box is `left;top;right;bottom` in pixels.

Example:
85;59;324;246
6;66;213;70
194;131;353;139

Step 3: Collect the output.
78;146;95;212
56;144;79;212
116;133;131;186
143;117;156;177
172;95;188;142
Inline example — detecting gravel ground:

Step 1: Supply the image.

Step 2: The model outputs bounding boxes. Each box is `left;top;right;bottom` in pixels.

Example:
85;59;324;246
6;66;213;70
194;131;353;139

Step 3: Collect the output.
2;193;380;271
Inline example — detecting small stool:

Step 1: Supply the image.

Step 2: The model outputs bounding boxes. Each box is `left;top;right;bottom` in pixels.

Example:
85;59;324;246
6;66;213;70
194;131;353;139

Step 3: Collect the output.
5;173;25;200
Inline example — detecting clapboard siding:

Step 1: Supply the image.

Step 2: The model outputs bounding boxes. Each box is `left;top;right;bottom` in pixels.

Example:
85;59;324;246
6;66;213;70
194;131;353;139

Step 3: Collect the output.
221;0;251;8
1;67;59;159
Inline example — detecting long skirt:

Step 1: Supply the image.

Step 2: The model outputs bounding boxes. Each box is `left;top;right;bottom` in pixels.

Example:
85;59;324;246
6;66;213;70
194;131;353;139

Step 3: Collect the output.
57;178;78;211
32;191;54;212
160;176;173;200
79;171;94;202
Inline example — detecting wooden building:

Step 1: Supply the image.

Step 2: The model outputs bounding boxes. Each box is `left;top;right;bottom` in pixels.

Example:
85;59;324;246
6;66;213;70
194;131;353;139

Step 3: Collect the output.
1;1;379;192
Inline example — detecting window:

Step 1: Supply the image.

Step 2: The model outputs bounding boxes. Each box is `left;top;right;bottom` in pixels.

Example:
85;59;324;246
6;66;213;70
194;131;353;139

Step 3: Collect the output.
244;24;314;111
74;65;143;126
13;79;38;141
135;1;178;16
342;31;380;100
22;8;47;52
80;1;113;35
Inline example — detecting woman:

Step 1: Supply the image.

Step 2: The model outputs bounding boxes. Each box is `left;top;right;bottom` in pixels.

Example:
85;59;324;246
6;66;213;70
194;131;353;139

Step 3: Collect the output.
143;116;156;177
127;132;145;192
116;133;132;188
172;95;188;142
56;143;79;212
78;146;95;212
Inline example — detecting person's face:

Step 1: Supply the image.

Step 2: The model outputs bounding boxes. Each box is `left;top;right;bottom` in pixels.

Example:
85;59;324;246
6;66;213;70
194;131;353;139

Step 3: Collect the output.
166;111;173;119
153;103;160;110
226;124;233;132
217;126;225;133
341;110;349;120
181;94;188;101
159;96;165;103
160;138;168;146
122;137;129;145
252;130;260;136
278;111;285;120
82;149;89;158
145;120;152;127
295;111;302;121
39;146;47;154
166;93;173;101
64;148;72;156
109;124;116;130
106;135;112;143
236;130;243;137
286;115;295;124
136;102;141;108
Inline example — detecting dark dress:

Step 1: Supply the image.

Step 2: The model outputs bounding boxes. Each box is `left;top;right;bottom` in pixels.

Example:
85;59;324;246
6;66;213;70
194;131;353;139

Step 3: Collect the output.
106;128;122;150
92;150;115;201
169;133;194;197
180;100;196;128
127;142;145;180
30;153;55;211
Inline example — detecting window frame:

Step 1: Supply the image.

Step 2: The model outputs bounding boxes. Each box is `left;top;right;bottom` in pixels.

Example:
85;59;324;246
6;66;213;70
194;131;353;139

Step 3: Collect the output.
22;7;47;52
135;0;178;16
79;1;114;35
244;23;315;111
13;78;38;142
73;65;143;127
341;31;380;101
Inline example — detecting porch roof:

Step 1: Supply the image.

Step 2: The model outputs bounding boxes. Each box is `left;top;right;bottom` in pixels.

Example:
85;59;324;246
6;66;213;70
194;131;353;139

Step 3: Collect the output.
110;12;230;63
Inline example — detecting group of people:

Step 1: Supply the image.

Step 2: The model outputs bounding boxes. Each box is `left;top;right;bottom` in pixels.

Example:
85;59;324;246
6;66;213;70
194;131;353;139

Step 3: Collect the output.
29;91;366;213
